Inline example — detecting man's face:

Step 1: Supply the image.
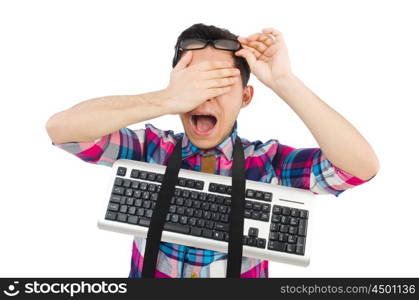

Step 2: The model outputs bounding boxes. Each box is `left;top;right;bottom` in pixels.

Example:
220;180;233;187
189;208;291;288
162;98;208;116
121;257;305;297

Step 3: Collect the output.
179;46;253;150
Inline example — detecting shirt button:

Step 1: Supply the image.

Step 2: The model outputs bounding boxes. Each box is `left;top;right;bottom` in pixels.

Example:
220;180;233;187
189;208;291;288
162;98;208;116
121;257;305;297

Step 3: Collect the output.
191;272;199;278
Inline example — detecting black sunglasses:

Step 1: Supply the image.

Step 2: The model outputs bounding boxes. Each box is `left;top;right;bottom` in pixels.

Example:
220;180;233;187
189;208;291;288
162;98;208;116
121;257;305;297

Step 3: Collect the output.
172;38;242;67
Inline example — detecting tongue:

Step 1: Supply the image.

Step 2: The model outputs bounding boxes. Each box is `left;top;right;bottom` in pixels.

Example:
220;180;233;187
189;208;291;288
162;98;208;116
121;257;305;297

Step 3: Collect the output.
196;116;215;132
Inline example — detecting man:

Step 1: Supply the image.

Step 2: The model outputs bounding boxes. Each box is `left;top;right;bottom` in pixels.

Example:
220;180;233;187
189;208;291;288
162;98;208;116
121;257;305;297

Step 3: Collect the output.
46;23;379;278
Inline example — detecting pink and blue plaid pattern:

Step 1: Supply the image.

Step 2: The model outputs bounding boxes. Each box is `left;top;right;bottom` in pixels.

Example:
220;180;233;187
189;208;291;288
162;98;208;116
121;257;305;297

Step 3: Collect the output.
52;121;366;277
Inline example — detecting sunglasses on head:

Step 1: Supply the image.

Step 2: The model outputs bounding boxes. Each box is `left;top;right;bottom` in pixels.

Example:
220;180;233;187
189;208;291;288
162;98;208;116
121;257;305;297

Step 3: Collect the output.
172;38;242;67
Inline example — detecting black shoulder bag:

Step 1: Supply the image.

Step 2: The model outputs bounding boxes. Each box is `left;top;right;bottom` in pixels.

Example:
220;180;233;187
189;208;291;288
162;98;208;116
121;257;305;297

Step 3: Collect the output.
142;136;246;278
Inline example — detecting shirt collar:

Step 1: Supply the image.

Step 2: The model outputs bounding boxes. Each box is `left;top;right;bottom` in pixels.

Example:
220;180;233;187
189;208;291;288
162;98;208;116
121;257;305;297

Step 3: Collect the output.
180;120;238;161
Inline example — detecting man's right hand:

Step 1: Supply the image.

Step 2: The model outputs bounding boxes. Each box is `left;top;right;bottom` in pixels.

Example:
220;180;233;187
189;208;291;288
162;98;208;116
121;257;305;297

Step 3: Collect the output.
164;51;241;115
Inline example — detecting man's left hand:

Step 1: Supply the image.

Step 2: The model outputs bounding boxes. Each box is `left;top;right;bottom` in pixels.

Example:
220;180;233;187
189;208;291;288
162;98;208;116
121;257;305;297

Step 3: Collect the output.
235;28;292;88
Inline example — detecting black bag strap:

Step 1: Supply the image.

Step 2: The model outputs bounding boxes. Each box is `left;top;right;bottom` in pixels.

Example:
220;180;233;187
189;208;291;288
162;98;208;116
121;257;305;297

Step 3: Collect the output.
226;135;245;277
142;136;246;278
142;139;183;278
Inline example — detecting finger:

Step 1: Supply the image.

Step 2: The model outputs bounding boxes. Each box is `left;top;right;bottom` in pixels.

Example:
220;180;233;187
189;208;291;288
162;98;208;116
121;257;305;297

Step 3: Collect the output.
173;51;192;71
204;77;239;89
243;45;262;59
235;48;257;66
262;28;283;40
258;34;275;47
194;60;235;71
205;86;232;98
247;40;268;54
203;68;240;80
247;32;262;41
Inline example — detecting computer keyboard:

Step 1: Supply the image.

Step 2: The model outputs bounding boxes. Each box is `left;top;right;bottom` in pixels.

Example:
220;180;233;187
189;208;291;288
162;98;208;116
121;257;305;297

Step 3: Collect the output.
98;159;315;267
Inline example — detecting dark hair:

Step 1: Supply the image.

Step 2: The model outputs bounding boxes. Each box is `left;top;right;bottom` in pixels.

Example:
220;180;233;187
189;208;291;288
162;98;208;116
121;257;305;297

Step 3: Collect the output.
172;23;250;88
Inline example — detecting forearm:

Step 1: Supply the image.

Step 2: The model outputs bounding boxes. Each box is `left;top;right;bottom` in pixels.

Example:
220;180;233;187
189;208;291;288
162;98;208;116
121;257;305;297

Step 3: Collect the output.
271;74;379;180
46;89;171;144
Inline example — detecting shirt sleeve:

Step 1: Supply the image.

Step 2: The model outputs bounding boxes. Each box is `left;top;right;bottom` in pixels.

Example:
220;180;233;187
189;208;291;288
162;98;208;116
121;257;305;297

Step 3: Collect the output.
51;127;145;167
271;143;369;197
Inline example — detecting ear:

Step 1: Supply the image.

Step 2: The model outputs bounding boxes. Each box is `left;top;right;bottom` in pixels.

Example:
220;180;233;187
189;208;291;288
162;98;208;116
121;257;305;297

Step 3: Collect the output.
241;85;254;108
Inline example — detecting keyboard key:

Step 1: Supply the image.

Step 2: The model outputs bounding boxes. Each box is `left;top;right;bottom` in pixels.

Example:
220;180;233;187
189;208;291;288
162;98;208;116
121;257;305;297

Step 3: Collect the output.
128;206;136;215
209;183;217;192
280;216;290;225
145;209;153;218
186;179;195;188
298;219;307;236
178;178;186;187
108;203;119;212
137;208;144;217
123;179;131;188
127;215;138;224
255;191;263;200
248;237;257;246
202;229;213;238
261;213;269;222
288;235;297;244
139;171;147;180
105;211;117;220
127;197;134;206
113;186;125;195
290;217;299;226
220;214;229;223
300;210;309;219
270;223;279;231
217;185;226;194
119;205;128;214
147;172;156;181
117;167;127;176
117;213;128;222
214;222;229;232
156;174;164;183
268;241;286;252
131;181;140;189
114;177;123;186
213;231;224;240
248;227;259;237
251;211;261;220
205;220;214;229
244;210;252;218
290;209;300;217
263;192;272;202
194;181;204;190
246;189;255;198
130;169;140;179
282;207;291;216
171;214;179;223
286;244;296;253
279;225;289;233
278;233;287;242
273;205;281;214
257;238;266;248
289;226;298;235
180;216;188;225
262;204;270;212
253;203;261;211
296;245;305;255
139;218;150;227
191;227;202;236
269;232;278;241
140;182;148;190
190;191;199;199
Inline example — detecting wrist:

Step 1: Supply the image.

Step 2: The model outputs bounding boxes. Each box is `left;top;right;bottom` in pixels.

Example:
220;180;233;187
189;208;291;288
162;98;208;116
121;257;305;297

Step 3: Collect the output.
144;88;175;116
270;73;301;101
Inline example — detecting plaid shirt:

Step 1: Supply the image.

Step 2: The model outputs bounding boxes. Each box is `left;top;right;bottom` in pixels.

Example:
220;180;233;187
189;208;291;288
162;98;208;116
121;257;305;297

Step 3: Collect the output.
52;120;366;277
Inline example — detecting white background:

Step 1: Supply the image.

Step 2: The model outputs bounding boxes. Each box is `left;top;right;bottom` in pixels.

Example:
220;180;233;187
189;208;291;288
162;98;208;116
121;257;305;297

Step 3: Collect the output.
1;0;418;277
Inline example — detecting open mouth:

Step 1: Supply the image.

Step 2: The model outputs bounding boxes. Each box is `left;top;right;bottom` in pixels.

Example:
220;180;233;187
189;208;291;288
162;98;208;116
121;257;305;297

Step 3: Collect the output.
190;113;218;136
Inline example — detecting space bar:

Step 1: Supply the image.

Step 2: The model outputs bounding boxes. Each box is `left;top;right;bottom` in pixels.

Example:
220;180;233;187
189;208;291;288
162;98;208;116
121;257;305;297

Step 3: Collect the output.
163;222;190;234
